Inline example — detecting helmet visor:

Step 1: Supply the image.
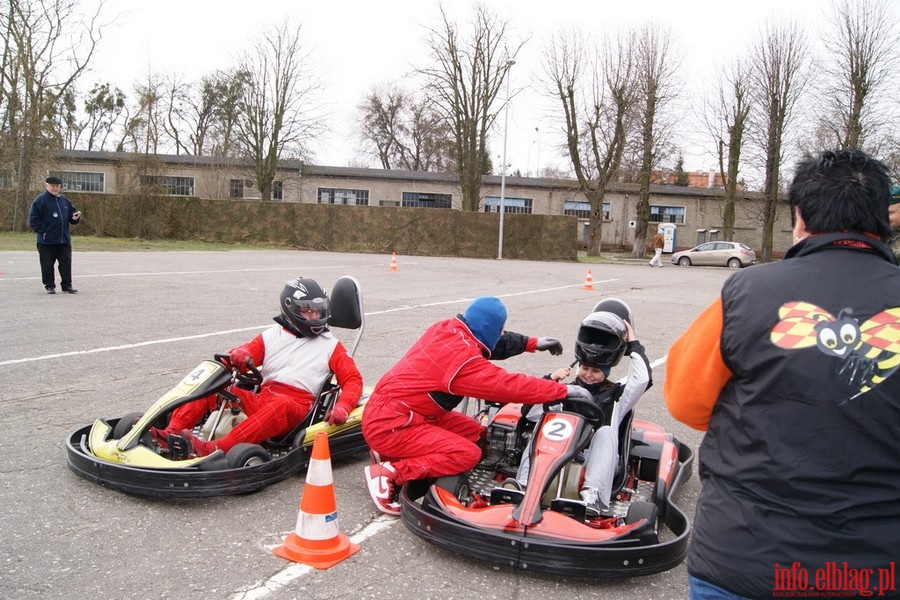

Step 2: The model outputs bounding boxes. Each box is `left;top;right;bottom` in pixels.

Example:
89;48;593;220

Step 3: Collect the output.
285;297;328;323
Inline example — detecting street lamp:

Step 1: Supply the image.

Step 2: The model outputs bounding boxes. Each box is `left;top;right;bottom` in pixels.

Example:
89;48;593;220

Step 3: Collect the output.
497;59;515;260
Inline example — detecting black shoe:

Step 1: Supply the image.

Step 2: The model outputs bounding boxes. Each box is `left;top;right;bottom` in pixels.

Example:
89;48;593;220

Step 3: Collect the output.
62;287;78;294
45;286;56;294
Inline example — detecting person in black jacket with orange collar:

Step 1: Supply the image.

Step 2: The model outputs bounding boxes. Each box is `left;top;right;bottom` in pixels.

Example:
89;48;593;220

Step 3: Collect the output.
665;149;900;599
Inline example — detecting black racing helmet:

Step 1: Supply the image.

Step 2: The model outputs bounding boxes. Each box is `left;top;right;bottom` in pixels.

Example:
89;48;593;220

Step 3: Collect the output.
280;277;329;337
575;310;628;368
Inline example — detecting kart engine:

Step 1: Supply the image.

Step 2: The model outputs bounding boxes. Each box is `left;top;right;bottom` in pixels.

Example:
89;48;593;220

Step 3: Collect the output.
483;411;533;473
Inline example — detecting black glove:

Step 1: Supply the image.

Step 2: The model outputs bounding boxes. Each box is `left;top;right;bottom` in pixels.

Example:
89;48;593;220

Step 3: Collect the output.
564;384;593;403
536;337;563;355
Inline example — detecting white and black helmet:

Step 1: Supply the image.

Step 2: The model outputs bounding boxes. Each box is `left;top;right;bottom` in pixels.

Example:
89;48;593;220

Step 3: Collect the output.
575;310;628;368
591;297;634;329
280;277;329;337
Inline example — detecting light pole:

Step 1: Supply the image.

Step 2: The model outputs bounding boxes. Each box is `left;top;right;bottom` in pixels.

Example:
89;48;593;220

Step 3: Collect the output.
497;60;514;260
534;126;541;178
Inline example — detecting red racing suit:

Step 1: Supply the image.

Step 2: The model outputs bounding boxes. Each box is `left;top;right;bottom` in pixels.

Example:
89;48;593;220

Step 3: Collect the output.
168;324;362;452
362;316;568;484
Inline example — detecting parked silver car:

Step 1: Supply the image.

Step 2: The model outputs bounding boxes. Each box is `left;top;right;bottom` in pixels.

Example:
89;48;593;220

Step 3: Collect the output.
671;241;757;268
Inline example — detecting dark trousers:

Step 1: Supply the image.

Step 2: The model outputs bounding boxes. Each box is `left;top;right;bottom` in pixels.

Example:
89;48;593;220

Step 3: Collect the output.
37;243;73;289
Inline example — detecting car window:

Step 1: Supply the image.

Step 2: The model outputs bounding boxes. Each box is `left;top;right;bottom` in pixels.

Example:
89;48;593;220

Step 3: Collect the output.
696;243;715;252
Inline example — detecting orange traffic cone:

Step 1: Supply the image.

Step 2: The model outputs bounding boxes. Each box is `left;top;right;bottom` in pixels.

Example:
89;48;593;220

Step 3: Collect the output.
581;269;594;290
273;431;360;569
389;252;399;271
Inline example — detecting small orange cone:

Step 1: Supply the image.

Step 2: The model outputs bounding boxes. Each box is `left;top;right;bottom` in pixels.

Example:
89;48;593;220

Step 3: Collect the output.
389;252;399;271
581;269;594;290
273;431;360;569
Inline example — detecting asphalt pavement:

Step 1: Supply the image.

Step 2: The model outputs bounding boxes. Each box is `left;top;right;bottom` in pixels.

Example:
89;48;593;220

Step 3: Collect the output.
0;248;734;600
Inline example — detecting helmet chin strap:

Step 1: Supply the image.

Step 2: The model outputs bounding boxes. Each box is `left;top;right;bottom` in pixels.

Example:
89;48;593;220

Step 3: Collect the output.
274;314;306;338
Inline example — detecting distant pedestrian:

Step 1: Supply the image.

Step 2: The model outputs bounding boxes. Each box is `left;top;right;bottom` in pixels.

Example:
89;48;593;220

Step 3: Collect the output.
648;231;664;267
28;176;81;294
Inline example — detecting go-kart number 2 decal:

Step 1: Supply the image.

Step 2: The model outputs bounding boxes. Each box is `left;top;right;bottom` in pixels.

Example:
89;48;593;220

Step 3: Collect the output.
541;417;574;442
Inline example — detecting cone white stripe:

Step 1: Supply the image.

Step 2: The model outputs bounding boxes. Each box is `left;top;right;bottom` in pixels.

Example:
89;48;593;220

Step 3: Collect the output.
305;458;332;486
294;510;340;540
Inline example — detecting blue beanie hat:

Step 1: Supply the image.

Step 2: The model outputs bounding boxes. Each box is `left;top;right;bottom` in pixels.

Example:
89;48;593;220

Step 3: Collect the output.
464;296;507;351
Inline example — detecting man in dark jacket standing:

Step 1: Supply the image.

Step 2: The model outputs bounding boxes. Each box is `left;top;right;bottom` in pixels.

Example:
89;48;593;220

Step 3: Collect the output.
665;149;900;599
28;176;81;294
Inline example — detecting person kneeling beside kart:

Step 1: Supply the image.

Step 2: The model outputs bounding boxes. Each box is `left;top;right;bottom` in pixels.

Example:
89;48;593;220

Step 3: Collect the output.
155;276;363;457
515;300;652;516
361;295;590;516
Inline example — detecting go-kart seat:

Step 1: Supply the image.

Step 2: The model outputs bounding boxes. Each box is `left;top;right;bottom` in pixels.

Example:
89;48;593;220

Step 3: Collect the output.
268;275;365;446
609;409;635;495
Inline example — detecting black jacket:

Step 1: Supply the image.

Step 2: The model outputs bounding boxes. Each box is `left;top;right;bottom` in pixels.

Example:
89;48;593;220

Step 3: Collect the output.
690;233;900;598
28;190;79;245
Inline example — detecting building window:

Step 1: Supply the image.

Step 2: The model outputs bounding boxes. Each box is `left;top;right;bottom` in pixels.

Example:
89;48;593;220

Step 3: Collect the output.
483;196;533;214
317;187;369;206
650;204;685;224
230;179;244;198
0;172;12;189
272;180;283;200
141;175;194;196
50;171;105;192
564;200;610;220
401;192;452;209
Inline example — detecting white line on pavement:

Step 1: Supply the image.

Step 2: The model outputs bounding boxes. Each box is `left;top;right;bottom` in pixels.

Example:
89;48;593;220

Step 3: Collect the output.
0;280;618;367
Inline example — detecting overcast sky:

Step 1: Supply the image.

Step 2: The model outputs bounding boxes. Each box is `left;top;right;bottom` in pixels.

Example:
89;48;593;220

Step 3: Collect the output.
82;0;856;177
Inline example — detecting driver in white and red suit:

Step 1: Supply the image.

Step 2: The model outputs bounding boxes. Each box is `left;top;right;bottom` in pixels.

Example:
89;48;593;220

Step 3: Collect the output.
156;277;363;458
361;295;592;516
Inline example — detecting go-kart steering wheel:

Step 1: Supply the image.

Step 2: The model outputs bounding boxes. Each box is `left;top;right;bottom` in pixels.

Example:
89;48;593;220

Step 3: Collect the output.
560;396;606;428
214;353;263;388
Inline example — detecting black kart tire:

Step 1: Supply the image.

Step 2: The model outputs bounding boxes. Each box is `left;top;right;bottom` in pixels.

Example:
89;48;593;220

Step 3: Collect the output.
113;412;144;439
626;501;660;545
225;443;272;468
434;474;471;505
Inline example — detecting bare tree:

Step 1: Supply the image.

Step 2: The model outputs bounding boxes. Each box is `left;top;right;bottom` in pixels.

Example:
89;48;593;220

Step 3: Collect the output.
161;74;191;155
358;84;407;169
419;3;524;211
819;0;899;152
357;84;453;171
0;0;104;228
546;29;638;256
631;23;680;258
704;59;753;241
235;22;323;201
118;71;165;155
751;21;809;263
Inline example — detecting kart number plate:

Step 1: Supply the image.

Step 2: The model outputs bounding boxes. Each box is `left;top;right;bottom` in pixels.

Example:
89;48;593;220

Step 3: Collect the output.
541;417;574;442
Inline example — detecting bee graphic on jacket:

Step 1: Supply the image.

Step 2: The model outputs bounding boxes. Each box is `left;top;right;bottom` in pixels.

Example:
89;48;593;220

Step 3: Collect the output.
770;301;900;399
